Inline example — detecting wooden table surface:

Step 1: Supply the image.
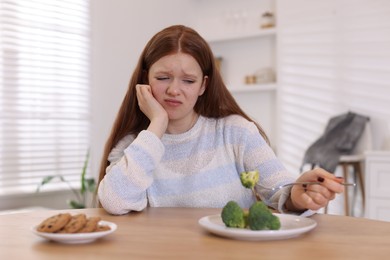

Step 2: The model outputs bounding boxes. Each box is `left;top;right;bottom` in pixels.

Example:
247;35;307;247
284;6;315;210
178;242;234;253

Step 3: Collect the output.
1;207;390;259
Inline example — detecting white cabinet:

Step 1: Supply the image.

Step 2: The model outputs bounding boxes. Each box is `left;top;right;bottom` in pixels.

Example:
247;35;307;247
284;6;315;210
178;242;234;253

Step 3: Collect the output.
365;151;390;221
208;28;277;92
192;0;278;145
209;30;277;145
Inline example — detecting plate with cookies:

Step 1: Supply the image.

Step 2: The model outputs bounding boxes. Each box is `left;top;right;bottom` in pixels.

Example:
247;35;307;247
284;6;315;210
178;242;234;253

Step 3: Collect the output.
31;213;117;244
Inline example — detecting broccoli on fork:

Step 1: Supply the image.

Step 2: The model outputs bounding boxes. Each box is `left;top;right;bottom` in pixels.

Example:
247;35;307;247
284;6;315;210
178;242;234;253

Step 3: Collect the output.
240;170;261;201
240;170;259;188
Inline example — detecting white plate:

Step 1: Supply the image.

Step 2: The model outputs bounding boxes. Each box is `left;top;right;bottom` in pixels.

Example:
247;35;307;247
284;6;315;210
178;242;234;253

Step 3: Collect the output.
31;220;117;244
198;213;317;241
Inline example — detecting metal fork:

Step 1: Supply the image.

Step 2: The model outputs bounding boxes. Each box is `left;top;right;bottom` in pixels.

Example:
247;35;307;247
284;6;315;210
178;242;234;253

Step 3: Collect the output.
257;181;356;192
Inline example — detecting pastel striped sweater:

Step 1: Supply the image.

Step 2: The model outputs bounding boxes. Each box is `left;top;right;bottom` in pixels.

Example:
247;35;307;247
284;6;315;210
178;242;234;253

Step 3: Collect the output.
98;115;298;215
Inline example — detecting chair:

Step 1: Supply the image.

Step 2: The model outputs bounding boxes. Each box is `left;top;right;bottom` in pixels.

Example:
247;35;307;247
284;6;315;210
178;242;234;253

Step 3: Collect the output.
324;121;372;216
301;112;371;216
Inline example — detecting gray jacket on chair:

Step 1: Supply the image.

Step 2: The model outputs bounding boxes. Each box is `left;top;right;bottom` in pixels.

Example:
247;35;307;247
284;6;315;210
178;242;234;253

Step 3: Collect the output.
301;112;369;173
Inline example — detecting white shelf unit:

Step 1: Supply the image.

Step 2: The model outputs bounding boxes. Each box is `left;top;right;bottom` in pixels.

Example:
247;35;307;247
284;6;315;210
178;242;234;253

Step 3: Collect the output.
191;0;277;145
365;151;390;222
206;27;277;43
229;82;277;94
207;28;278;145
207;27;277;93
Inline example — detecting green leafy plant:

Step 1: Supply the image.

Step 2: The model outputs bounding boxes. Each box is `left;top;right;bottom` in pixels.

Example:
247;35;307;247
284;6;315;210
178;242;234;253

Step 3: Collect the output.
36;150;96;209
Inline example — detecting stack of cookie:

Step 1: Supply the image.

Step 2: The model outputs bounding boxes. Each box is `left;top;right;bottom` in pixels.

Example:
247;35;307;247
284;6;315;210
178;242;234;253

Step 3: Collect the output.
37;213;111;233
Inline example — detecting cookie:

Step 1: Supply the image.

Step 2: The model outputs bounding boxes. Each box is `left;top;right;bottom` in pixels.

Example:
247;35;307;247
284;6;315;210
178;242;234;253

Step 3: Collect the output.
59;214;87;233
37;213;72;233
78;216;101;233
95;224;111;232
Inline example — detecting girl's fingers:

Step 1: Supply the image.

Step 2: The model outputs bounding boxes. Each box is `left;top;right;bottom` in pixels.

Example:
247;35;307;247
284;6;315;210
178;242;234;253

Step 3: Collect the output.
299;192;323;211
293;178;338;211
301;168;345;194
303;183;333;200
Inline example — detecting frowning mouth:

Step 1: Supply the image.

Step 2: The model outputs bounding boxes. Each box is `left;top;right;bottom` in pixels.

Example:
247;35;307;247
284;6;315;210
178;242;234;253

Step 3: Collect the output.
164;99;182;107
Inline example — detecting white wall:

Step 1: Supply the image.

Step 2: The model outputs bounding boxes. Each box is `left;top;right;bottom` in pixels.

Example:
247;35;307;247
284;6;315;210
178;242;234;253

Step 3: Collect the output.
90;0;198;179
4;0;388;211
89;1;279;179
276;0;390;174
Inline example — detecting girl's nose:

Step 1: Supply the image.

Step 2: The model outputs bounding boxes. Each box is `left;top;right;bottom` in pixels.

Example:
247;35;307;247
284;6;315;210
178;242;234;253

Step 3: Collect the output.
166;80;180;95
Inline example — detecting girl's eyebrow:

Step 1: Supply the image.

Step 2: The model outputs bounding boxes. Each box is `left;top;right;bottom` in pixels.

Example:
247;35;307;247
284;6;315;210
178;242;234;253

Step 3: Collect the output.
182;73;198;78
153;69;172;74
181;69;201;78
153;69;199;78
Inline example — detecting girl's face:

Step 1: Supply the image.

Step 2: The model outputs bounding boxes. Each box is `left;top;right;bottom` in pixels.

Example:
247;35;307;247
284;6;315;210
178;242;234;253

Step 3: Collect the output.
148;52;207;122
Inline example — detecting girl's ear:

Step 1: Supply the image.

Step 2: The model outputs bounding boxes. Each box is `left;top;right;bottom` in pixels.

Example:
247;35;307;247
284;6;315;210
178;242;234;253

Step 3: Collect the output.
199;75;208;96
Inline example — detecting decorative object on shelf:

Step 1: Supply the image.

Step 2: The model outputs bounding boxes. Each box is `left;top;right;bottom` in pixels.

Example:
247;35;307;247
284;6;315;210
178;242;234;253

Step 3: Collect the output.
255;68;275;84
260;11;275;29
224;9;249;32
214;56;223;72
245;68;275;85
244;75;257;85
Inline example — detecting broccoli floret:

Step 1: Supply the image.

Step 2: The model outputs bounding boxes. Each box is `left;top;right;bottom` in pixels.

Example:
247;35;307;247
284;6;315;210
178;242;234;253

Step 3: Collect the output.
240;170;259;189
268;215;281;230
243;210;249;228
221;201;246;228
248;201;281;230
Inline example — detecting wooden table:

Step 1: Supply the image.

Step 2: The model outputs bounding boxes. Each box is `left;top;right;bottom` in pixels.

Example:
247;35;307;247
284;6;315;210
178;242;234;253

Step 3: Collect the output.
1;207;390;259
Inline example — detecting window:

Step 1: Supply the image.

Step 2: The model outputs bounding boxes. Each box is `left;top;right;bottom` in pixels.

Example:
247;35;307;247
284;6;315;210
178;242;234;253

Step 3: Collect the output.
0;0;90;195
277;0;390;174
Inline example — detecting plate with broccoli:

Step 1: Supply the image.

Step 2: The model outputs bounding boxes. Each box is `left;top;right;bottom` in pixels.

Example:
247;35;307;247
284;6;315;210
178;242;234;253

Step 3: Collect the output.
198;201;317;241
198;170;317;240
198;212;317;241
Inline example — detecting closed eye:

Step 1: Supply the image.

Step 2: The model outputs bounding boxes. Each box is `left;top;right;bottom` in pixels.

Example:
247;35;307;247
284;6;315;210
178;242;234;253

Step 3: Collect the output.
183;79;195;84
156;76;169;81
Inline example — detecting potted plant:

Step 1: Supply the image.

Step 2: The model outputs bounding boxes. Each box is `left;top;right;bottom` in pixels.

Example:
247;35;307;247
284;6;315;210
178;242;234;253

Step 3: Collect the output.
36;150;96;209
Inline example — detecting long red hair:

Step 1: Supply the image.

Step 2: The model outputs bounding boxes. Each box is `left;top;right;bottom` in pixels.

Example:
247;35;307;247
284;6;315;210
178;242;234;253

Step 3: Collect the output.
98;25;269;183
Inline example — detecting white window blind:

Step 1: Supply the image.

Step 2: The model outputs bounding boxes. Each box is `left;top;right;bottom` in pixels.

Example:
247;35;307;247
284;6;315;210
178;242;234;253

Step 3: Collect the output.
277;0;390;174
0;0;90;195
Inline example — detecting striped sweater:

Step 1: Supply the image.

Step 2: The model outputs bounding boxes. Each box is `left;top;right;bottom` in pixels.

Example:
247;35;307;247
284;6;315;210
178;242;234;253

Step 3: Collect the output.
98;115;298;215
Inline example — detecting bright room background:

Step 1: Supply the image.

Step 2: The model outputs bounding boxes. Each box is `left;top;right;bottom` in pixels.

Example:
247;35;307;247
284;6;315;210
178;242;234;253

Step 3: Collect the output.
1;0;389;217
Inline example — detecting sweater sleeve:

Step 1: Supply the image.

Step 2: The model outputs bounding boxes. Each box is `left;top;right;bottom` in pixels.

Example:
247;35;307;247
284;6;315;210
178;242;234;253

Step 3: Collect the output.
237;121;314;216
234;119;298;211
98;130;164;215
